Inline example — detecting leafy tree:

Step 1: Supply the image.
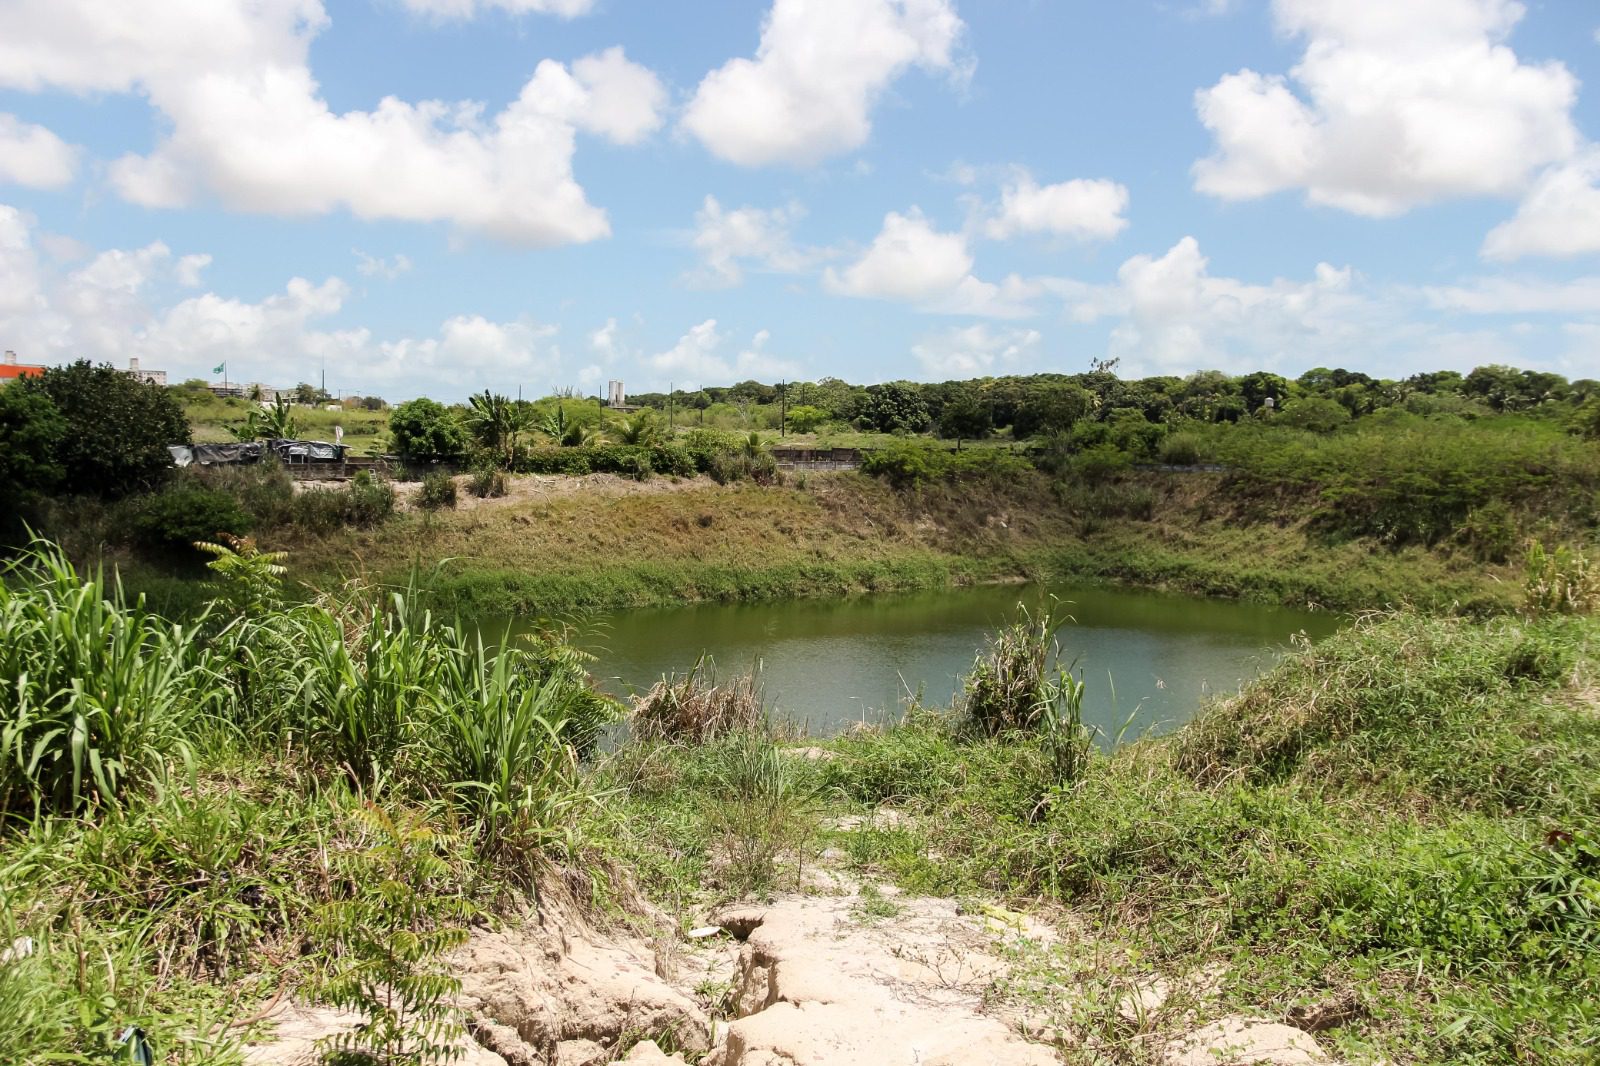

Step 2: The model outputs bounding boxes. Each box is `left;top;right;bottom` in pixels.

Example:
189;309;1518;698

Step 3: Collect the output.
785;404;828;433
1238;371;1290;412
0;386;67;507
1280;396;1352;433
937;393;993;448
465;390;528;464
388;398;468;463
17;360;189;498
864;380;931;433
1013;382;1092;438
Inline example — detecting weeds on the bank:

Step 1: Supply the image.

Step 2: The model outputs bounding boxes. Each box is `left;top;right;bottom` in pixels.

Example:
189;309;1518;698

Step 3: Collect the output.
631;656;766;743
704;734;817;895
1523;539;1600;616
316;806;471;1066
962;602;1061;735
0;538;602;1063
0;540;217;816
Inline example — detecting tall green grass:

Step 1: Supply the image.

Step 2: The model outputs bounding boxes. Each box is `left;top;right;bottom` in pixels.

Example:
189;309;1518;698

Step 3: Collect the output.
0;542;218;816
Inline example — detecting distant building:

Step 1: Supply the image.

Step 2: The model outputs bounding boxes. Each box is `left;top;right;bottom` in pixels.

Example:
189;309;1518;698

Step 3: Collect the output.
608;380;626;408
126;357;167;386
0;350;45;382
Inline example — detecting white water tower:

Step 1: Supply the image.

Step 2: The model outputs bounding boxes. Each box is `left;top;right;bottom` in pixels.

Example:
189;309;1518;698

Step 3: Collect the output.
607;380;626;408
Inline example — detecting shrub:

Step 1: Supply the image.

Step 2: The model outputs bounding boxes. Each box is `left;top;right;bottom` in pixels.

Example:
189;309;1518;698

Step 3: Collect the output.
345;471;396;527
417;471;458;511
468;464;507;498
1157;431;1204;466
962;603;1059;736
1067;442;1131;484
389;398;468;463
631;657;765;743
131;485;254;552
1524;541;1599;616
17;360;189;498
0;542;216;815
708;449;779;485
647;443;696;478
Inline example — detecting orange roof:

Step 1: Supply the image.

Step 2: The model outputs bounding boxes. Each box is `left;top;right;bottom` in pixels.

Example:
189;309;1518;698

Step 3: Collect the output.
0;364;44;380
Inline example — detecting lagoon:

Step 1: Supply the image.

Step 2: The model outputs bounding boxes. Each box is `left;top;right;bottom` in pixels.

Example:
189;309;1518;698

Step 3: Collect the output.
494;582;1341;741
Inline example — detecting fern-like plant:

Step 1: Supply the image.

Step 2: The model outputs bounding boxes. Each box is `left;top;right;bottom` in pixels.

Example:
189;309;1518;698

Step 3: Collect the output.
316;805;471;1066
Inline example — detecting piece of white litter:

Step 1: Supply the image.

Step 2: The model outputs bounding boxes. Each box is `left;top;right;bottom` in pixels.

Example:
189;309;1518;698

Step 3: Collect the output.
0;936;35;964
686;926;723;939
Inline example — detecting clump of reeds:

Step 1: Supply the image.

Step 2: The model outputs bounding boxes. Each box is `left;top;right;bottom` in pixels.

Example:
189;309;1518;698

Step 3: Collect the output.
630;656;765;743
961;602;1060;736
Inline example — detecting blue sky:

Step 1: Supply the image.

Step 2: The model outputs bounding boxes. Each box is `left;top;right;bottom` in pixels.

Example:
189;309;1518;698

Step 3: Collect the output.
1;0;1599;400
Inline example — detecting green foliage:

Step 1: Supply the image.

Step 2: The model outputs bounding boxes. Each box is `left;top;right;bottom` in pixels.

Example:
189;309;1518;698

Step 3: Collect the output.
417;471;458;511
1012;382;1093;439
961;602;1059;736
0;541;215;816
860;443;1031;489
1156;431;1203;466
1278;396;1351;433
465;390;528;465
610;411;663;446
864;380;930;434
18;360;189;498
231;396;299;441
195;535;288;619
315;805;470;1066
466;463;507;499
936;393;993;443
784;404;828;433
130;484;254;552
0;384;67;511
1524;541;1600;617
703;732;816;895
389;399;468;463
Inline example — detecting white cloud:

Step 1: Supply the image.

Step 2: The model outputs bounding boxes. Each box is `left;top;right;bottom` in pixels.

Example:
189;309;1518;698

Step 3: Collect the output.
1482;151;1600;260
825;209;971;302
1193;0;1579;216
912;324;1041;378
354;250;414;280
1078;236;1374;374
647;319;797;384
1421;275;1600;315
682;0;966;166
0;113;78;188
175;253;212;287
687;196;823;287
649;318;727;380
824;209;1046;318
0;203;561;397
0;2;665;245
397;0;594;18
589;317;619;355
984;172;1129;241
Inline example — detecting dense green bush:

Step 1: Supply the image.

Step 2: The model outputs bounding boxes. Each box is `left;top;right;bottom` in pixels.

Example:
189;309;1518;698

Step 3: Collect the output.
130;485;254;552
860;443;1032;489
389;398;468;463
16;360;189;499
417;471;458;510
468;463;507;498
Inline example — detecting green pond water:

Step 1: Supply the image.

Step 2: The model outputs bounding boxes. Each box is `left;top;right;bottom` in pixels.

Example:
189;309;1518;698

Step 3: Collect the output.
491;582;1343;742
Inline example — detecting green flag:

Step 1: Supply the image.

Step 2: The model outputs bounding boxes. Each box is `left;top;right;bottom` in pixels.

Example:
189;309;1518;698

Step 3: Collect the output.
213;363;225;374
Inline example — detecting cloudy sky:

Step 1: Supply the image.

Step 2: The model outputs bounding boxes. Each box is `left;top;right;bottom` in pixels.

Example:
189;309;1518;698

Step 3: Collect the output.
1;0;1598;400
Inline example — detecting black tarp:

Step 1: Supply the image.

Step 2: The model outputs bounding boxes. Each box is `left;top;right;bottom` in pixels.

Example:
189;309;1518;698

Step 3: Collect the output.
168;439;346;466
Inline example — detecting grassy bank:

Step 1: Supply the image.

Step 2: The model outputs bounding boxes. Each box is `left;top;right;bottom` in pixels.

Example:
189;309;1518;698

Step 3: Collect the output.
602;606;1600;1064
78;464;1544;621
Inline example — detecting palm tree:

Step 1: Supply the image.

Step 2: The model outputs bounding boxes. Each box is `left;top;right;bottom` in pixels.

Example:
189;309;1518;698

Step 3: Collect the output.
466;390;525;465
230;395;299;440
610;411;661;446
